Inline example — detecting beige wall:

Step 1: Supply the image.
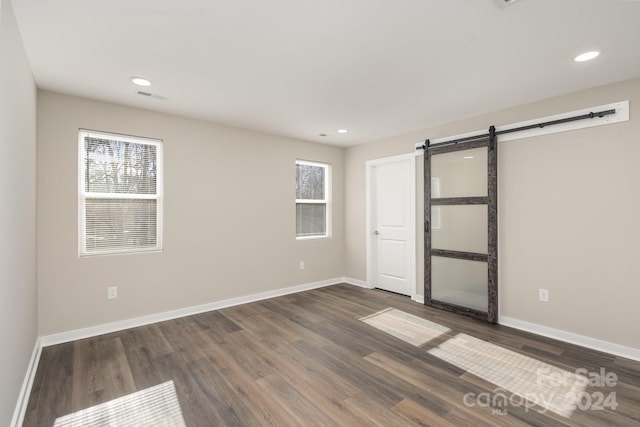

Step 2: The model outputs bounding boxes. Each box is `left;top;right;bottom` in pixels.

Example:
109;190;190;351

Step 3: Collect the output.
0;0;37;424
345;77;640;349
28;49;640;362
37;91;344;336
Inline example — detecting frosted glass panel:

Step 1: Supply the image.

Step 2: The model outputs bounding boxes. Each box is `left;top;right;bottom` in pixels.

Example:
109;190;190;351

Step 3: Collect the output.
431;147;487;198
431;205;487;254
431;257;487;312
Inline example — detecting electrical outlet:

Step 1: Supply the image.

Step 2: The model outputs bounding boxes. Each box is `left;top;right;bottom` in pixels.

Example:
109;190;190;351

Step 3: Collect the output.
107;286;118;300
538;288;549;302
299;261;305;270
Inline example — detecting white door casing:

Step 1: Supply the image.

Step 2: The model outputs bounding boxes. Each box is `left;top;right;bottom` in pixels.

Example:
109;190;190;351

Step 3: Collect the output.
366;154;416;298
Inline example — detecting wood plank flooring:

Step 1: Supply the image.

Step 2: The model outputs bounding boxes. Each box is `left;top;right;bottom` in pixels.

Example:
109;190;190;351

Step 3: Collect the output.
24;284;640;426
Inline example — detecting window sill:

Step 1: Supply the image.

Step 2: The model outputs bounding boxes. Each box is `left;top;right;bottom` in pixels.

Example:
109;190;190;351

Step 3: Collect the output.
79;248;163;258
296;235;330;241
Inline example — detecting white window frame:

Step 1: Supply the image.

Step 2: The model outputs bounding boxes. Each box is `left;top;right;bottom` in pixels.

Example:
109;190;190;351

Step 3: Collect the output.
296;159;331;240
78;129;163;256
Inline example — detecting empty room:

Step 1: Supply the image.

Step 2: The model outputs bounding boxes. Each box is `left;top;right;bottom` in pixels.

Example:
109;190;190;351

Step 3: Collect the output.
2;0;640;426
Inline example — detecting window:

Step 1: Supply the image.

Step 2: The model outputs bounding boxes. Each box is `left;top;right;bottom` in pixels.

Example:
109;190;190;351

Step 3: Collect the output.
79;130;163;256
296;160;330;239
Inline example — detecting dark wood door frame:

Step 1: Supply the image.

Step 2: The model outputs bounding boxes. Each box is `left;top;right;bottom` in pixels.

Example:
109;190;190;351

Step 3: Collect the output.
424;129;498;323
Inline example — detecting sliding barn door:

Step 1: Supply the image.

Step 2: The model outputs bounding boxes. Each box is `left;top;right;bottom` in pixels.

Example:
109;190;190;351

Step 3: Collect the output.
424;132;498;323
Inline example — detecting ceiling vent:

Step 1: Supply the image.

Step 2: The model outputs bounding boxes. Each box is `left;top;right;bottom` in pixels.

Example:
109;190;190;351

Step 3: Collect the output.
136;90;166;101
493;0;520;7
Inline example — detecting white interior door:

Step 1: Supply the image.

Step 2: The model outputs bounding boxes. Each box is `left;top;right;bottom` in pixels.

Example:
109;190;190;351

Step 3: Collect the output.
370;157;413;296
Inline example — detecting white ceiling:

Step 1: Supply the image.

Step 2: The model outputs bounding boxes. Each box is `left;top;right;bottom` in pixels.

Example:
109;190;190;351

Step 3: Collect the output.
11;0;640;146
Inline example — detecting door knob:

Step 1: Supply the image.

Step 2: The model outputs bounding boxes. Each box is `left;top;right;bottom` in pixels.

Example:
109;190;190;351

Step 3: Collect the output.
374;230;380;235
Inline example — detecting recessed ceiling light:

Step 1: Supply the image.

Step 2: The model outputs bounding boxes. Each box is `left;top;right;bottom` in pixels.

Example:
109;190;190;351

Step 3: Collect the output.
463;156;475;159
130;77;152;87
574;51;600;62
337;129;348;134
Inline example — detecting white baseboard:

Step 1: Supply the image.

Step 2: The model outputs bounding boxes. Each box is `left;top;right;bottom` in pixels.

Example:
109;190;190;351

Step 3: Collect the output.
11;338;42;427
343;277;371;288
499;315;640;362
343;278;424;304
40;277;344;347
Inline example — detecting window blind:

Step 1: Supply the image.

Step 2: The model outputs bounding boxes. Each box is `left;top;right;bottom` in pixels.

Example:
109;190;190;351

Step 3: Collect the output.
79;130;163;256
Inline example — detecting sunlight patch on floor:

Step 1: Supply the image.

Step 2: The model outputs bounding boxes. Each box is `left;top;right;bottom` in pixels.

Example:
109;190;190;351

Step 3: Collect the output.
360;307;451;346
361;308;587;418
53;380;185;427
428;333;586;417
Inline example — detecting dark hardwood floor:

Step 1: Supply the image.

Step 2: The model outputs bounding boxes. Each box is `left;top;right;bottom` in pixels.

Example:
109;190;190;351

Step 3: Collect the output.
24;284;640;426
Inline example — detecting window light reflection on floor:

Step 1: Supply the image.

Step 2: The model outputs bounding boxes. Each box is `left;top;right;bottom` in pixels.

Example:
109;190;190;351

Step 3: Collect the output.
360;307;451;346
428;332;587;417
361;308;587;418
53;380;186;427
